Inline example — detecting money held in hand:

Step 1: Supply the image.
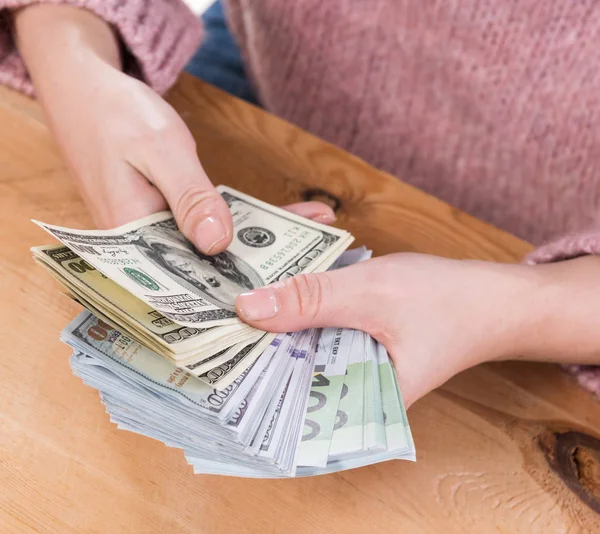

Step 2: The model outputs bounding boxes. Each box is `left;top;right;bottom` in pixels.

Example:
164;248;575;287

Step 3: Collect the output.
33;187;415;477
34;187;354;327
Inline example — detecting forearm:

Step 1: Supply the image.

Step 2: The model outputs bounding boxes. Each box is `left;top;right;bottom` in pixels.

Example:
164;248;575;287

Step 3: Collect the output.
12;5;121;114
501;255;600;365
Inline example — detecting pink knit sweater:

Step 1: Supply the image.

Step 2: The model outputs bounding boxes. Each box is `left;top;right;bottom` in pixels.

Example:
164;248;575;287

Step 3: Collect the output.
1;0;599;396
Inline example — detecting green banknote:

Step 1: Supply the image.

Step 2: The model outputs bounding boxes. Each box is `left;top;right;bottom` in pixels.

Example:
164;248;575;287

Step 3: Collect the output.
297;328;352;467
376;343;413;451
363;336;387;451
328;330;365;457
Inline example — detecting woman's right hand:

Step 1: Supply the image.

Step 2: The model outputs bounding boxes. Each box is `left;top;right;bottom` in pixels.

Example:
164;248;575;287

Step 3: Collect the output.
13;4;233;254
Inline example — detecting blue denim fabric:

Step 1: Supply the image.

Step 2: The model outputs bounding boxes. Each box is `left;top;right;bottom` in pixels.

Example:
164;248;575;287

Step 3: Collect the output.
184;1;259;106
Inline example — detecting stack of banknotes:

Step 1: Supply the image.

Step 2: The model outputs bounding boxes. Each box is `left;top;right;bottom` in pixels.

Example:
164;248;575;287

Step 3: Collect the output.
33;186;415;477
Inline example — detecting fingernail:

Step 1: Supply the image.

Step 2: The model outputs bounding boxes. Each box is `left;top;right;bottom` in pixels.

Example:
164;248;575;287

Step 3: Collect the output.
194;216;227;253
314;213;337;224
237;288;280;321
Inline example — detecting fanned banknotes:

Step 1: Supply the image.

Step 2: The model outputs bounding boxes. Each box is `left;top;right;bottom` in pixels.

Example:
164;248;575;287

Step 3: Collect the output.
34;186;354;327
32;186;353;384
64;306;415;477
32;188;416;477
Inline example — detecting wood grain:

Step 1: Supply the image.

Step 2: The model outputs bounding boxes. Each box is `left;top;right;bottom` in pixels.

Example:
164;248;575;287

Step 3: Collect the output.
0;74;599;533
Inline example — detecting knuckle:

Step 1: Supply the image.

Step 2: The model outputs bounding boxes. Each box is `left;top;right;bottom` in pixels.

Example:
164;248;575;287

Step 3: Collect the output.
174;186;221;229
286;273;330;319
127;121;164;146
128;113;188;150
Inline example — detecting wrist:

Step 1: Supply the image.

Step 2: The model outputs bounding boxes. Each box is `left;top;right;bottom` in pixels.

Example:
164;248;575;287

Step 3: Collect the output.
13;5;122;94
457;261;541;366
485;256;600;365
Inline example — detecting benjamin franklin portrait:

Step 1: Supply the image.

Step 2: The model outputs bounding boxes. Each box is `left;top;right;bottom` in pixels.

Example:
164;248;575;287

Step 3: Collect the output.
129;219;263;312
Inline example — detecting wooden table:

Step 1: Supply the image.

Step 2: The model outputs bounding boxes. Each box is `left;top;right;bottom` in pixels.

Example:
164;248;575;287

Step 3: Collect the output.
1;74;599;533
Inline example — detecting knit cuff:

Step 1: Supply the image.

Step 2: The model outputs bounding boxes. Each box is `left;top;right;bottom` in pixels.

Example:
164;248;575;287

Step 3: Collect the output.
524;227;600;265
562;364;600;399
525;228;600;399
0;0;202;96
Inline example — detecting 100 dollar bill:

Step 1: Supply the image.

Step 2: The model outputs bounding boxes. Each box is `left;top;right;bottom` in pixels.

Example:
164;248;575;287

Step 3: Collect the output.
33;245;260;363
34;186;353;328
62;312;269;417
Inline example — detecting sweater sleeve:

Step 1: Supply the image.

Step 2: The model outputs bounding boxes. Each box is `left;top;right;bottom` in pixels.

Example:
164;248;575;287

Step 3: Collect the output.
525;228;600;399
0;0;203;96
524;227;600;265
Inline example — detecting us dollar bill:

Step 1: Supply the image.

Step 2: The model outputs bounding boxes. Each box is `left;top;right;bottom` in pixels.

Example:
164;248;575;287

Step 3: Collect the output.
34;186;353;328
32;245;260;363
62;312;271;419
193;334;275;389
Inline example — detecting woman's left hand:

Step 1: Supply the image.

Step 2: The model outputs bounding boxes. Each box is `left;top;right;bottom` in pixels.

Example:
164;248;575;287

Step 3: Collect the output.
235;253;546;407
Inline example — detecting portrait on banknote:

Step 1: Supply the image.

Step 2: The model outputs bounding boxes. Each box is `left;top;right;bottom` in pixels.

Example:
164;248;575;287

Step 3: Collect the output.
130;220;263;311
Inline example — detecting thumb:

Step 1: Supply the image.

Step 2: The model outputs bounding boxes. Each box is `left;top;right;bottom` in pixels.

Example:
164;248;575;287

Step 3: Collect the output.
136;128;233;255
235;261;377;332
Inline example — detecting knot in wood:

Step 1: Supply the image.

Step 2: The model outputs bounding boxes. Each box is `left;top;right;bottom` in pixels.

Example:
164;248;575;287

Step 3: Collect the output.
302;189;341;212
552;431;600;514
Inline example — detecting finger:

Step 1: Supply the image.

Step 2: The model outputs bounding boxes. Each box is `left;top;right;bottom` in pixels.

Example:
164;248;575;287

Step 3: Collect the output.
281;202;336;224
236;260;380;332
135;127;233;255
